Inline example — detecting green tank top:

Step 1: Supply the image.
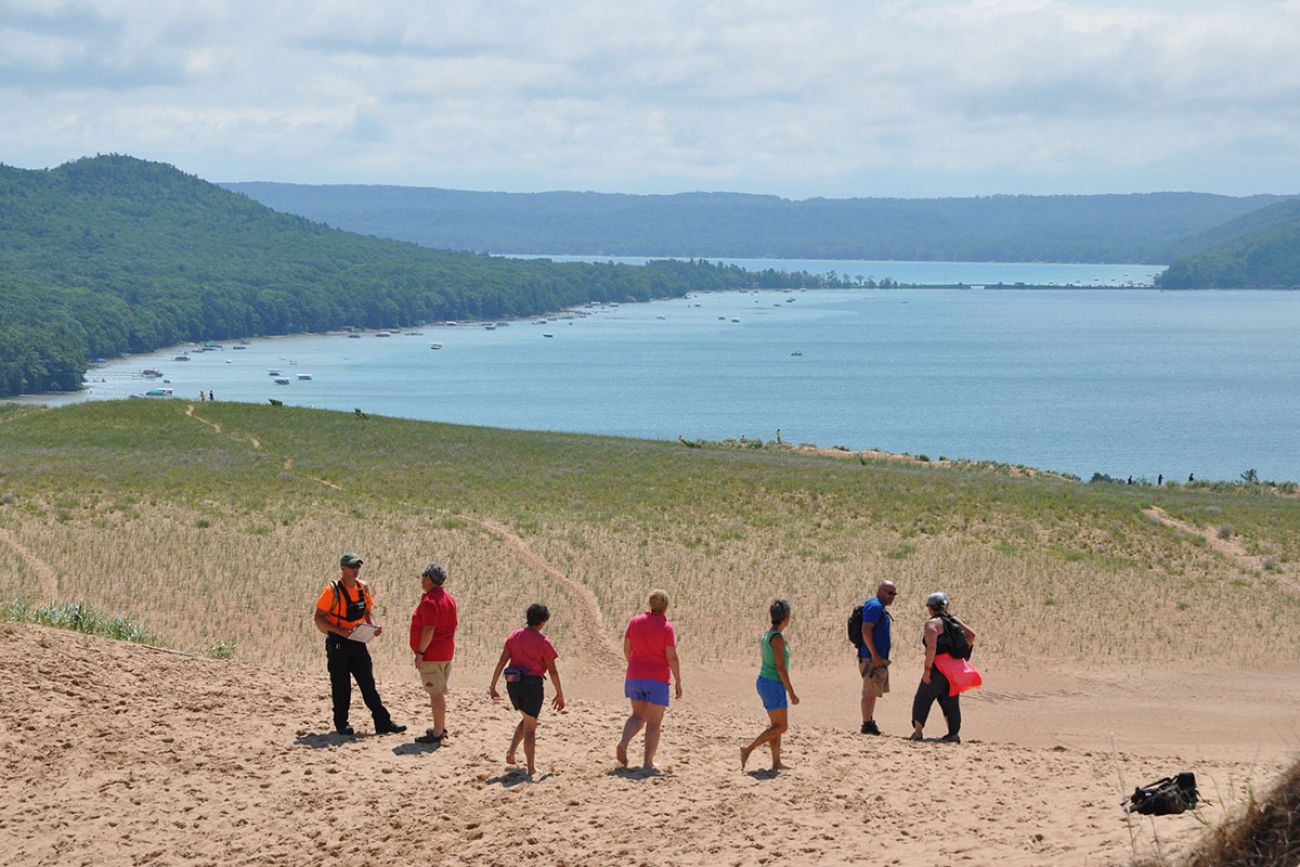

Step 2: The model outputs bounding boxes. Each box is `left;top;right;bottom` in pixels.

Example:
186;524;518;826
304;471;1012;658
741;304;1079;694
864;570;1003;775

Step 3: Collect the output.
760;628;790;680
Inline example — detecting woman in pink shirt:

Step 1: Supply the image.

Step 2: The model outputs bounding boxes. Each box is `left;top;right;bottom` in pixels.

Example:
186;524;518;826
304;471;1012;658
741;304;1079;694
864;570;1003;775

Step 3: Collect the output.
488;603;565;776
616;589;682;771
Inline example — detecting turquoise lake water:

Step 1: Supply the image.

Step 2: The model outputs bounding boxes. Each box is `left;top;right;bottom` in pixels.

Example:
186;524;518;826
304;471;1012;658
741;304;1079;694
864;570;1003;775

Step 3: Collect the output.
37;281;1300;483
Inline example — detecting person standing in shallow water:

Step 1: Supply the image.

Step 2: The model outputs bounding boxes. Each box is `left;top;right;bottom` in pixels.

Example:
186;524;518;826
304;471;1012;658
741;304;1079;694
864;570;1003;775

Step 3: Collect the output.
488;603;566;776
313;553;405;737
741;598;799;772
616;589;682;771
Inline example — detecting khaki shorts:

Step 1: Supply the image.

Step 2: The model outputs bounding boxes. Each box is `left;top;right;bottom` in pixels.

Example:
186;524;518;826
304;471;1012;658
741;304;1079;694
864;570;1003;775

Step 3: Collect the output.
859;657;890;698
417;660;453;696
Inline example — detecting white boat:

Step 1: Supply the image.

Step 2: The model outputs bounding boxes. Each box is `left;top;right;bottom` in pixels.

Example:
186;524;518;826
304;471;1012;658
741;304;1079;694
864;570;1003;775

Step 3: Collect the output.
297;373;312;380
430;343;443;350
375;331;392;337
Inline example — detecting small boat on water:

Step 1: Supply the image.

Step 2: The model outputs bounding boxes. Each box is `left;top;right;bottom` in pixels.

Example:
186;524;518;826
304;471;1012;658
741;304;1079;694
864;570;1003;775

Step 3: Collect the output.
142;369;162;377
297;373;312;380
656;315;667;320
268;370;281;377
430;343;443;350
731;319;741;323
375;331;392;337
232;344;247;350
144;388;173;397
791;351;803;357
174;354;190;362
496;321;510;327
484;324;496;330
347;333;362;339
274;378;291;385
542;333;555;338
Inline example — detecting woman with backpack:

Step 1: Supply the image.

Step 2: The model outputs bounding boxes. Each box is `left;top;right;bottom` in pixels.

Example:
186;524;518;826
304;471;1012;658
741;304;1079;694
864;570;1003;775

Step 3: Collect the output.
909;591;976;744
740;598;799;772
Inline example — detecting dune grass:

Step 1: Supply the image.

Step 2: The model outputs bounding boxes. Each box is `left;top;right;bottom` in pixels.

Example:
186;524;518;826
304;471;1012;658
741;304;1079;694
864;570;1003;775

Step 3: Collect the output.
1;399;1298;674
1;599;158;645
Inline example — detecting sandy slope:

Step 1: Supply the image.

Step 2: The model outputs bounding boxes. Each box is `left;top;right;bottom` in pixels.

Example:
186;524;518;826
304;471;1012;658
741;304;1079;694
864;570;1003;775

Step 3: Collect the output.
4;623;1293;866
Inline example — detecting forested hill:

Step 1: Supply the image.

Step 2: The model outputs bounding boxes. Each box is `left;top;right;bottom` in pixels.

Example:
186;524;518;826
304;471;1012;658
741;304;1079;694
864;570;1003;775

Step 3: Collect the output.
1156;198;1300;289
222;183;1284;264
0;156;838;398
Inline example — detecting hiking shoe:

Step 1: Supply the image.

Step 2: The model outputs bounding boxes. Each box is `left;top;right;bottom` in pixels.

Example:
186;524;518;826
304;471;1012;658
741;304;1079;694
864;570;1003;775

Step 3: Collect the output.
908;730;924;741
415;729;444;744
860;720;882;736
376;722;407;735
335;725;355;736
940;733;961;744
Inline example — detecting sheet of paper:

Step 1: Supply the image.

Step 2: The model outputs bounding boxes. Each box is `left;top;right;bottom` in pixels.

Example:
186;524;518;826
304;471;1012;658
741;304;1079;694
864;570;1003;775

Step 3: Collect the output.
348;623;378;644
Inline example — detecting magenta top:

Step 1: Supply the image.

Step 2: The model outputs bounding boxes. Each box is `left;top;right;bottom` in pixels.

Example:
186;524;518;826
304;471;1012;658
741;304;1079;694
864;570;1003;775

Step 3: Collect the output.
504;627;558;678
624;612;676;683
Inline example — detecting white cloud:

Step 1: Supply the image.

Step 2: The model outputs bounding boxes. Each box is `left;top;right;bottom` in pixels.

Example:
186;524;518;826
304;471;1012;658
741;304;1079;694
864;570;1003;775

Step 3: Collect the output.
0;0;1298;196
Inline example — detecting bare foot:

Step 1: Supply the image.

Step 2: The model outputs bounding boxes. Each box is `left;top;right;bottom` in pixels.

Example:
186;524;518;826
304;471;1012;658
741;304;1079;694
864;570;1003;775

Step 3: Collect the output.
740;746;751;771
642;763;657;772
616;744;628;767
772;762;791;771
505;752;518;765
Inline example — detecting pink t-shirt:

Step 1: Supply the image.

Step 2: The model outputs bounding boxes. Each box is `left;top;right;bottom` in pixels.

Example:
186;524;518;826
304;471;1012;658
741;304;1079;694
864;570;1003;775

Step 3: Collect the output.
409;587;458;661
624;612;676;683
504;627;559;678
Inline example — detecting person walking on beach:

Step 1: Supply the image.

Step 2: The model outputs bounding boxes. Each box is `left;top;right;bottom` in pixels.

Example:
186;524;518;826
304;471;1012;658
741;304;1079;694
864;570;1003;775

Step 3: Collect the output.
409;561;458;744
910;592;976;744
741;598;799;772
858;581;896;735
616;589;682;771
313;553;406;736
488;603;566;776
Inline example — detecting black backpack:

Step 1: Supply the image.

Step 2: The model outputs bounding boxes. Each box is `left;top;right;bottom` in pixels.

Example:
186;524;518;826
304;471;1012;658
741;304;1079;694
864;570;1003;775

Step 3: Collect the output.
1125;773;1199;816
848;604;865;648
937;612;972;660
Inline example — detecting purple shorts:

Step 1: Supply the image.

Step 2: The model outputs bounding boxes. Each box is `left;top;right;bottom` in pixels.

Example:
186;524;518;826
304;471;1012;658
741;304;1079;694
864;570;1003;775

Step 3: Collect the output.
624;678;670;707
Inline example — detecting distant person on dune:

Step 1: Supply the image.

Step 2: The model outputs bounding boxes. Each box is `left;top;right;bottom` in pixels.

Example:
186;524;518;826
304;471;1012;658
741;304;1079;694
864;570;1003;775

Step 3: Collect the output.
741;598;799;772
488;603;566;776
616;589;682;771
313;553;406;737
910;591;976;744
409;561;458;744
858;581;897;735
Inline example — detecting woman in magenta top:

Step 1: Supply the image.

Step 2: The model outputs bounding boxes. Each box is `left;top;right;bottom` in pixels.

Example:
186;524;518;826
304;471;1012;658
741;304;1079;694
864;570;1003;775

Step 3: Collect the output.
488;603;565;776
616;589;682;771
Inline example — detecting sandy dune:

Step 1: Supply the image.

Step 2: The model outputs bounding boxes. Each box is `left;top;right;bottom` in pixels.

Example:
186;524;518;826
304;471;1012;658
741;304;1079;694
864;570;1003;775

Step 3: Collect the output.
5;622;1295;866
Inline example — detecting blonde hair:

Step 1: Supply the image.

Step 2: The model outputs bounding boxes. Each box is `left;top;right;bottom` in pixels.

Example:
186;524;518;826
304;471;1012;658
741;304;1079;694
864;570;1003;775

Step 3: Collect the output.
648;589;669;614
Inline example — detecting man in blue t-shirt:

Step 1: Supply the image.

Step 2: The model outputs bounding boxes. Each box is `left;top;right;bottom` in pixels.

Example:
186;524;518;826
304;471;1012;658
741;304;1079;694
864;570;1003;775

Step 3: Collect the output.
857;581;897;735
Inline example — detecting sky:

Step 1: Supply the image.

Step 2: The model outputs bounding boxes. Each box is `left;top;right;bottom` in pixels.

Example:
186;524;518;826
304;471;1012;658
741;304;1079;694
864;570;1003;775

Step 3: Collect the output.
2;0;1299;198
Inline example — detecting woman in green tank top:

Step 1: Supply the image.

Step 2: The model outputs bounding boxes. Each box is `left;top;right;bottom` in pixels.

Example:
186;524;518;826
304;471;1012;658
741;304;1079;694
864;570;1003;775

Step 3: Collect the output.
741;598;799;772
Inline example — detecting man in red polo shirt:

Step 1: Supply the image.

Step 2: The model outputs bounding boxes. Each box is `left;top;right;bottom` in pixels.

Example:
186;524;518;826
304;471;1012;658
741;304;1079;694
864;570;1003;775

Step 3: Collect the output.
410;561;458;744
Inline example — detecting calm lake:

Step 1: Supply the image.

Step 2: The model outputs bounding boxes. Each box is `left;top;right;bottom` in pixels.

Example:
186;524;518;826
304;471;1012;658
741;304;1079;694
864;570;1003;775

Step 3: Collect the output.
32;265;1300;483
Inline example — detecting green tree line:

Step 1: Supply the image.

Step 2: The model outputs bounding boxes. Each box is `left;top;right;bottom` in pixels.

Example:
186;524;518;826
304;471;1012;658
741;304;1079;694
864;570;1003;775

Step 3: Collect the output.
0;156;848;397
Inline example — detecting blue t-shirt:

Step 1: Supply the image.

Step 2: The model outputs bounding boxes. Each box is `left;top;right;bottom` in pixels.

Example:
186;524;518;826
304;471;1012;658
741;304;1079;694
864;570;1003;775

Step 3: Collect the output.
857;596;891;660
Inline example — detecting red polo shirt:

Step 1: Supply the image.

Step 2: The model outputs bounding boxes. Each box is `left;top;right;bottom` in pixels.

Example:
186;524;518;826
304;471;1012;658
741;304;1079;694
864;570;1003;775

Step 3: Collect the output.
409;586;458;661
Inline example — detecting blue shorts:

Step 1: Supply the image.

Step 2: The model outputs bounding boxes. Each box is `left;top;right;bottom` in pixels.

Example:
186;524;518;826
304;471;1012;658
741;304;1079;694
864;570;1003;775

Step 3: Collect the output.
756;675;788;711
624;678;670;707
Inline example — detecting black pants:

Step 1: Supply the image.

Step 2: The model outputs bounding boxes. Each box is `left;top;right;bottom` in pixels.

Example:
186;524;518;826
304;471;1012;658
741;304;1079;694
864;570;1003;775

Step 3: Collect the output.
325;635;393;731
911;668;961;736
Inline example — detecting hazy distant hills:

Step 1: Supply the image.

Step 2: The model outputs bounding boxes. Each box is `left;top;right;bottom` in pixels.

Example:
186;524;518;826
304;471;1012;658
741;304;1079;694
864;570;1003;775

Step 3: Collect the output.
223;183;1285;264
1158;198;1300;289
0;156;833;398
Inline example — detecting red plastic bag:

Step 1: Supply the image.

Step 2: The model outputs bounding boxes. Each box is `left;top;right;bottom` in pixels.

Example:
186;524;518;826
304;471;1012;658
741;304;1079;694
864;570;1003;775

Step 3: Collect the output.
933;652;982;696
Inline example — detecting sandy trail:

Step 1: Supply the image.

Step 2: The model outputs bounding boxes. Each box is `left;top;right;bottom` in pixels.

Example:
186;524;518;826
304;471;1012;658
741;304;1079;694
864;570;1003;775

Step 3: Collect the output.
0;526;59;601
468;516;623;670
183;403;222;433
3;623;1280;867
1144;506;1300;596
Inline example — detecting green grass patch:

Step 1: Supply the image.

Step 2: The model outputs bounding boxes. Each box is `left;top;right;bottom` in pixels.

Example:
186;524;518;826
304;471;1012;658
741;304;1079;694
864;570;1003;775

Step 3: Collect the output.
1;600;159;645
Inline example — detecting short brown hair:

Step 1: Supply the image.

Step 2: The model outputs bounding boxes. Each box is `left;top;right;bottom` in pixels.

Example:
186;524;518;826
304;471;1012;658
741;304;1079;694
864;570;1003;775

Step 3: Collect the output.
648;589;669;614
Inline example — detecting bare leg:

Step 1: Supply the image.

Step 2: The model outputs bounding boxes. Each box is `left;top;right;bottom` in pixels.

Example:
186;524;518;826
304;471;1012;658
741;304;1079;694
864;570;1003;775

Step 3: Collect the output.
861;693;877;726
506;719;525;764
617;700;649;766
770;733;787;770
641;702;667;770
741;709;788;770
430;693;447;737
521;716;538;775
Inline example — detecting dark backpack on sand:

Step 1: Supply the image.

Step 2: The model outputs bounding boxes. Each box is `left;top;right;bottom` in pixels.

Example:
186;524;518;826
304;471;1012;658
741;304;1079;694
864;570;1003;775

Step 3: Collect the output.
936;612;973;661
848;605;865;648
1125;773;1199;816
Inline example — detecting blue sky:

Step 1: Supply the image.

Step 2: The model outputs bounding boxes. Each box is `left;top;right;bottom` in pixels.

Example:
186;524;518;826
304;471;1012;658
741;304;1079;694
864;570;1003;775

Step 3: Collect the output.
2;0;1298;197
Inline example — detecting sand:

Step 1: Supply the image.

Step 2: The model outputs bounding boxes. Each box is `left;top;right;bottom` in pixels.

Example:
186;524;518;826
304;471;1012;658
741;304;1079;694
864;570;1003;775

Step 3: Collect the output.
5;622;1298;866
